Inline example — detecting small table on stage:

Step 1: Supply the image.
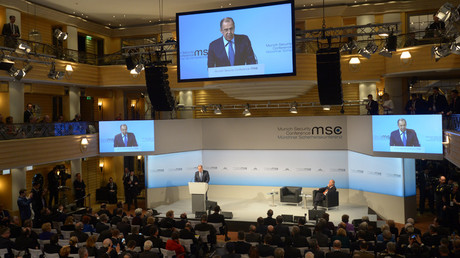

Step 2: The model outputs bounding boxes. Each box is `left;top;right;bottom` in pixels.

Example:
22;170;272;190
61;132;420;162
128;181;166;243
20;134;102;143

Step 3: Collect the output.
267;190;279;207
299;193;312;209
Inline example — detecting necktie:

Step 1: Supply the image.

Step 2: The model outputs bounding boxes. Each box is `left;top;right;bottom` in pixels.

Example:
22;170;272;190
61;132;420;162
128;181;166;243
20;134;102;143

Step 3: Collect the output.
11;24;14;34
124;135;127;146
199;173;202;181
402;132;407;146
228;41;235;66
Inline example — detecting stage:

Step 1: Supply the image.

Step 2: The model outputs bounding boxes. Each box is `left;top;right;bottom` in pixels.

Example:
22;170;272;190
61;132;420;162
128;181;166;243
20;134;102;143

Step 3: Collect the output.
152;196;376;226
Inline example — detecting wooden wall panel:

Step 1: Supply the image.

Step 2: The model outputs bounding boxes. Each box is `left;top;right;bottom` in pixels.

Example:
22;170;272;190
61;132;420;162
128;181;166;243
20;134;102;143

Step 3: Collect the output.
0;174;12;210
98;65;146;86
82;157;101;207
0;92;9;119
24;84;65;95
193;83;359;118
0;134;98;170
21;13;54;44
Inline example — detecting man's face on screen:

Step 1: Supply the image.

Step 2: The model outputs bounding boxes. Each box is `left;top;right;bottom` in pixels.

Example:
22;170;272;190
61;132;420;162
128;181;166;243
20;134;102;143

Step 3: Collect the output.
221;21;235;41
398;120;407;132
120;125;127;135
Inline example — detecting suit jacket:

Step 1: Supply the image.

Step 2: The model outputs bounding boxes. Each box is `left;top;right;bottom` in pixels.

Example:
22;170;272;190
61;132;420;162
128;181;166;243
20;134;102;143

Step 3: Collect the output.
284;246;302;258
114;132;138;147
2;23;19;37
139;251;159;258
450;96;460;114
326;250;350;258
194;170;210;183
43;243;62;254
17;196;32;221
274;224;290;238
70;230;88;243
47;171;59;192
96;222;110;233
389;129;420;146
207;35;256;68
405;99;428;114
257;244;274;257
367;100;379;115
234;241;251;254
428;94;448;113
107;182;117;192
245;232;261;243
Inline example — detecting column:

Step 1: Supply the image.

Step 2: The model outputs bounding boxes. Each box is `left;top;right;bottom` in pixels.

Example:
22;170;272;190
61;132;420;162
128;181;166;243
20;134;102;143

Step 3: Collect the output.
384;78;404;114
358;82;376;115
178;90;193;119
11;168;26;211
66;25;78;61
69;86;80;120
70;159;82;179
9;80;24;123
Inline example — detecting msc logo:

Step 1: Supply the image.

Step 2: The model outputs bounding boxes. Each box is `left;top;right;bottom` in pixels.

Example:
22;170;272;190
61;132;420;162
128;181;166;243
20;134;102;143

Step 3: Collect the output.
194;49;208;56
311;126;342;135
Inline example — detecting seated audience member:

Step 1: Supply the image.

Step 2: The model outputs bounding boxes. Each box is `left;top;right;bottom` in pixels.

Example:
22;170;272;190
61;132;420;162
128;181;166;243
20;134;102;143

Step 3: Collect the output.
208;205;230;241
121;240;139;258
452;239;460;257
111;208;123;225
96;213;110;233
97;238;120;258
312;222;329;247
160;210;175;229
400;218;421;236
284;239;302;258
116;216;131;237
142;210;153;226
387;219;399;240
353;241;374;258
85;235;99;257
297;217;312;237
39;222;54;240
146;225;164;250
291;226;309;247
357;222;375;242
60;245;71;258
245;224;261;243
175;212;188;230
69;236;79;254
78;247;88;258
110;229;125;249
256;217;267;236
233;231;251;254
139;240;160;258
44;233;62;253
112;202;127;218
52;204;67;223
71;222;89;243
8;216;22;238
326;240;348;258
14;227;39;251
257;234;275;257
97;203;112;218
375;230;393;253
84;208;99;227
165;231;185;258
82;215;95;233
342;214;355;233
377;242;403;258
274;247;285;258
264;209;276;226
396;223;415;254
332;228;350;248
222;242;240;258
126;225;145;249
61;216;75;231
274;215;290;238
97;226;113;243
351;230;374;253
0;204;11;226
266;225;283;247
405;234;430;258
0;226;14;255
309;239;325;258
179;222;196;241
132;208;144;226
194;214;217;245
142;216;156;236
323;213;335;232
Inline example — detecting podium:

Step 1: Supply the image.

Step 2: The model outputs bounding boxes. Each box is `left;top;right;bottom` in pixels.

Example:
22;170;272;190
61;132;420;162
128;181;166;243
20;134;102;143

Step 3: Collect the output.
188;182;208;213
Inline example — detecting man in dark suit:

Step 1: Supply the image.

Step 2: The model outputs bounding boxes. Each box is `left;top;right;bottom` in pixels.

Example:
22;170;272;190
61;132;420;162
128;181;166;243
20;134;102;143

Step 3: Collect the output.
263;209;276;226
194;164;210;183
124;171;139;210
326;240;350;258
47;167;60;208
106;177;117;204
448;89;460;115
208;205;230;241
114;124;138;147
2;15;20;49
70;222;89;243
232;231;251;255
274;216;290;238
95;214;110;233
366;94;379;115
389;118;420;147
207;17;256;68
428;87;448;114
405;94;428;114
313;179;337;210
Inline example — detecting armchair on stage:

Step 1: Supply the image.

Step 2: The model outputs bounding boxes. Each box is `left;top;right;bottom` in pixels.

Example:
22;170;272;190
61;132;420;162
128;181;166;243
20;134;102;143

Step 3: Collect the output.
312;189;339;209
280;186;302;204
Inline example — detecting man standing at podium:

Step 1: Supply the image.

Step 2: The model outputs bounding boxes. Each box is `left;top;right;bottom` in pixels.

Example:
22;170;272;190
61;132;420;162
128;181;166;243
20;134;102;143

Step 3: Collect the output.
194;165;210;183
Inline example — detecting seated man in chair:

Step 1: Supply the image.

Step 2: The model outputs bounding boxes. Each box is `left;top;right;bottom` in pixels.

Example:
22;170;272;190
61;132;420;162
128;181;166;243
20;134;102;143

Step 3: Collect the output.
313;179;336;210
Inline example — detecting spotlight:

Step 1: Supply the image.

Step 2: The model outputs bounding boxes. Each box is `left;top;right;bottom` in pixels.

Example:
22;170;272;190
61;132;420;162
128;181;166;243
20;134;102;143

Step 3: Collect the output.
450;42;460;54
48;63;65;80
289;102;298;114
0;59;14;71
432;45;451;61
9;64;33;81
17;43;32;54
340;40;357;53
134;64;144;74
54;29;68;41
214;105;222;115
242;104;251;116
358;48;371;59
379;47;392;58
435;2;457;22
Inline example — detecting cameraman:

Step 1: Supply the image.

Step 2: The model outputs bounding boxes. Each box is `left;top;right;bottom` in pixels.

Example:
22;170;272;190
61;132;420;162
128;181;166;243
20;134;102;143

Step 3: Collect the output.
47;166;60;208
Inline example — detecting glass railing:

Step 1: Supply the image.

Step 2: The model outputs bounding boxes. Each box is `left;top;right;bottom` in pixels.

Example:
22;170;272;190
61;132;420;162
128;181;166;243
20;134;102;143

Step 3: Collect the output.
0;121;98;141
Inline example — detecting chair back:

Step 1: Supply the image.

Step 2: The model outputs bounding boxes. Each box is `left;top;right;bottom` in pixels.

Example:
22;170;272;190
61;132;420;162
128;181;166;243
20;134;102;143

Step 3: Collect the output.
195;230;210;243
95;242;103;248
208;222;222;231
28;248;43;258
179;238;194;252
58;239;69;246
160;248;177;258
61;230;72;239
44;252;60;258
0;248;8;256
